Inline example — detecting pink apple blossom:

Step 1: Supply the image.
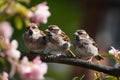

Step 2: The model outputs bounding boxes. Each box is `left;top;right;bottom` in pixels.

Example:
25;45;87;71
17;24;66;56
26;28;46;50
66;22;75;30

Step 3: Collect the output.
31;2;51;24
8;40;21;60
1;72;9;80
27;10;33;19
0;21;21;60
109;46;120;59
2;39;21;60
18;56;48;80
0;22;13;39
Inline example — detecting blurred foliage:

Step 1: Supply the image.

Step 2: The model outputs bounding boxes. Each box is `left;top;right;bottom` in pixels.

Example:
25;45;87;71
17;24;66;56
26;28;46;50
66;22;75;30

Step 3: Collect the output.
103;53;120;63
103;76;118;80
94;73;101;80
72;75;85;80
0;57;10;73
93;73;118;80
102;54;115;59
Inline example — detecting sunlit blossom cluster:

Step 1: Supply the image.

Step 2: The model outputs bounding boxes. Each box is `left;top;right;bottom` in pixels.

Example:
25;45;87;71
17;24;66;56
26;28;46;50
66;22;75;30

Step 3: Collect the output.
0;21;21;60
31;2;51;25
0;1;50;80
0;21;21;80
18;56;47;80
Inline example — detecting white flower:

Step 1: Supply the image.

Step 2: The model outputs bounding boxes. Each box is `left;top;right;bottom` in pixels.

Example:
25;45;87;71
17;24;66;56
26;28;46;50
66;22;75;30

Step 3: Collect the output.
114;63;120;69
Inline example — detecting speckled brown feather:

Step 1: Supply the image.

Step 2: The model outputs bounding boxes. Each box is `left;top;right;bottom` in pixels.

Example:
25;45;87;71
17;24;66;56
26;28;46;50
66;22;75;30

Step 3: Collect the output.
89;37;100;51
40;30;46;36
60;32;70;42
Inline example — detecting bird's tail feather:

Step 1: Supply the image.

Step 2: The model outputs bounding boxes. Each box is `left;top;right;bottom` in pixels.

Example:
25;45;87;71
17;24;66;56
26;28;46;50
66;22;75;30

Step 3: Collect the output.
65;50;76;58
95;55;104;60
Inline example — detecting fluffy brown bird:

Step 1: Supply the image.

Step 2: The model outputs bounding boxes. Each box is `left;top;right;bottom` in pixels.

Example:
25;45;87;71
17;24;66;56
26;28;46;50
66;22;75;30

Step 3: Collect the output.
45;25;76;57
23;23;47;52
73;29;103;61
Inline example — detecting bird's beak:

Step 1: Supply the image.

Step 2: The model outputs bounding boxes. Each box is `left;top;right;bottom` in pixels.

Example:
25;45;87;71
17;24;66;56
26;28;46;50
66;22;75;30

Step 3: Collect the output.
74;32;78;35
28;29;33;35
45;29;49;32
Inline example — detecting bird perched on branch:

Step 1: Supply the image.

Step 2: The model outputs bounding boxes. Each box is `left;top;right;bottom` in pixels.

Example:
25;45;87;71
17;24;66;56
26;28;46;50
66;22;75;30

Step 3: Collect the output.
45;25;76;57
73;29;103;61
23;23;47;52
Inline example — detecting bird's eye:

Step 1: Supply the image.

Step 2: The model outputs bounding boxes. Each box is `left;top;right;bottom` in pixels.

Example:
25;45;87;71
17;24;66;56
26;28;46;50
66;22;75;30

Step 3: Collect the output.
78;32;83;35
32;26;36;29
83;42;88;45
49;28;53;31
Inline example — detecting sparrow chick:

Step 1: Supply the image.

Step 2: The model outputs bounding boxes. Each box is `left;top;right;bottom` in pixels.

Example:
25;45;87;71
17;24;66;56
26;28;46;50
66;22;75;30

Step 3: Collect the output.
45;25;76;57
73;29;103;61
23;23;47;52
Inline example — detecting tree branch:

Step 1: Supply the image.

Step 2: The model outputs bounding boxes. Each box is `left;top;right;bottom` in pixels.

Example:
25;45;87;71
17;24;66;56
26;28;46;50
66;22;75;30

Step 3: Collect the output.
20;51;120;77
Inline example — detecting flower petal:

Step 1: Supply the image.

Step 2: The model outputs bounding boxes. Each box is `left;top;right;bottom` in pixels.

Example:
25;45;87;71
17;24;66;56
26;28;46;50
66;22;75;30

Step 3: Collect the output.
11;40;18;49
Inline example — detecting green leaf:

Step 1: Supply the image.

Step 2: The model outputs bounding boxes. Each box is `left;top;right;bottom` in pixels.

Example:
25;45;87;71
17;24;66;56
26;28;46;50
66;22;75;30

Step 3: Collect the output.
0;40;9;51
102;54;115;59
103;76;117;80
0;0;8;12
94;73;101;80
14;3;29;17
14;16;23;30
0;57;10;72
24;18;30;26
115;60;120;63
72;75;85;80
17;0;30;4
0;14;11;21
